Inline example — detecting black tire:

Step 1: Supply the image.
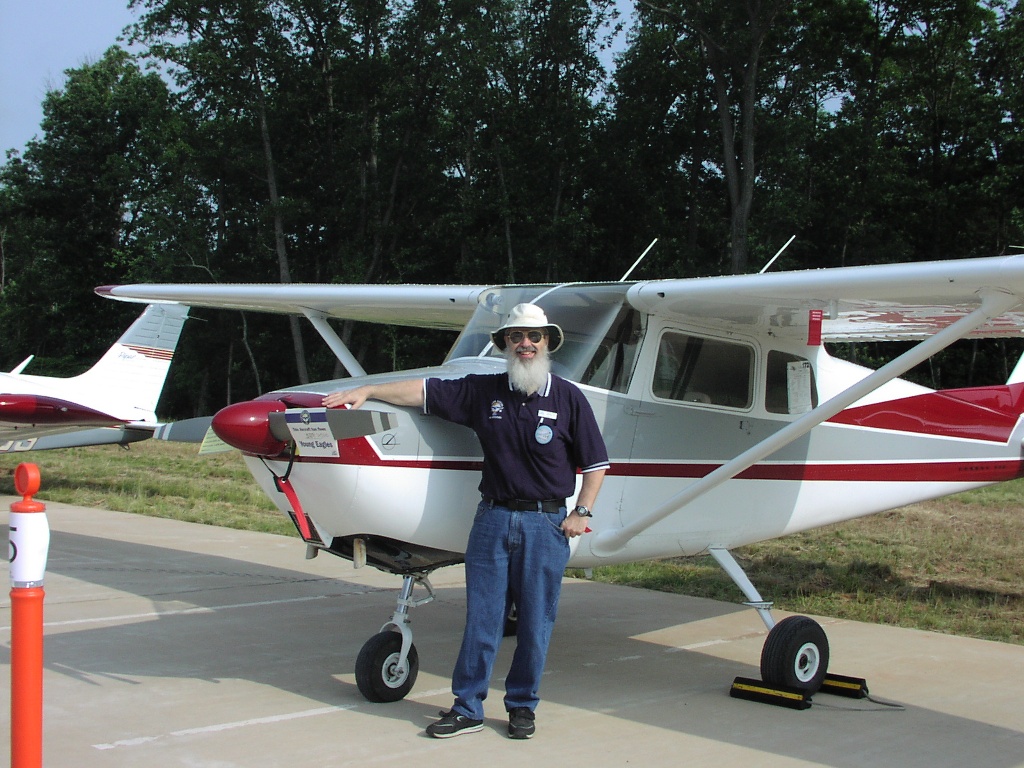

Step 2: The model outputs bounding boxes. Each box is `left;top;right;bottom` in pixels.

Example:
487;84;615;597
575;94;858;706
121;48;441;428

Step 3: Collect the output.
760;615;829;694
355;631;419;702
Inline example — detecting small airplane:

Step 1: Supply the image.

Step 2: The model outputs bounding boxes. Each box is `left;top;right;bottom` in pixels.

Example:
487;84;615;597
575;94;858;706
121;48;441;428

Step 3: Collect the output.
0;303;195;452
96;254;1024;703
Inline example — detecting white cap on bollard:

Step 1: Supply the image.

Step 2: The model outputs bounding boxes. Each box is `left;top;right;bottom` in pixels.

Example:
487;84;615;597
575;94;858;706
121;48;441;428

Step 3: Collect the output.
8;463;49;588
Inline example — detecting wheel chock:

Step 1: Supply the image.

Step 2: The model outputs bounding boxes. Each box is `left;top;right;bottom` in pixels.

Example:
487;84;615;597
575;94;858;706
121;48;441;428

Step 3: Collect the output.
729;677;811;710
730;673;870;710
820;672;869;699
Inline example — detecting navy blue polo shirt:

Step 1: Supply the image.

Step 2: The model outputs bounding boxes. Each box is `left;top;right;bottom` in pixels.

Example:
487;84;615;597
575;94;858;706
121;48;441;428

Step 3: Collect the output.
425;373;609;502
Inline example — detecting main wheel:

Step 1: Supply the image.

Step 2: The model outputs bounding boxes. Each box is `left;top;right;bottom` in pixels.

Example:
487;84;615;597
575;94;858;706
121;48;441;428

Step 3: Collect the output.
355;631;419;703
760;615;829;694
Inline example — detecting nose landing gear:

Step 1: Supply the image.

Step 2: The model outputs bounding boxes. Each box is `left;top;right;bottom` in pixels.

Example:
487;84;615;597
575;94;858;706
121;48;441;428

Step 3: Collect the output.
354;573;434;702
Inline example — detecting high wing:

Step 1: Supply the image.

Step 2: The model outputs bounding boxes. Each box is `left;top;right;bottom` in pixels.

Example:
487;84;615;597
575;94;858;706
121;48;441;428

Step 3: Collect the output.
0;303;191;451
96;284;490;331
597;255;1024;555
98;256;1024;344
627;255;1024;341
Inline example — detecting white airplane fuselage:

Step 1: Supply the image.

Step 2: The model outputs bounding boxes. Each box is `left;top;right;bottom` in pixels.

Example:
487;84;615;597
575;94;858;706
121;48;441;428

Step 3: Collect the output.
222;307;1024;573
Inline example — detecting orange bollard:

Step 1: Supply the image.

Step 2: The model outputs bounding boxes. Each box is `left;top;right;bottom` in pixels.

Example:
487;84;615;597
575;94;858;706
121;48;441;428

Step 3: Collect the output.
9;463;48;768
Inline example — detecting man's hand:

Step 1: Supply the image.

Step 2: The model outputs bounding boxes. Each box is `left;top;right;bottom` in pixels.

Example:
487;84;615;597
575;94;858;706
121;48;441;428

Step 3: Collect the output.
323;387;370;409
561;511;590;538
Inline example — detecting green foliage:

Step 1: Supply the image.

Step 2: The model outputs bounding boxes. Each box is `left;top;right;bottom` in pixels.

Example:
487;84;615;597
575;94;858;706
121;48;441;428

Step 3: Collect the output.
0;47;210;379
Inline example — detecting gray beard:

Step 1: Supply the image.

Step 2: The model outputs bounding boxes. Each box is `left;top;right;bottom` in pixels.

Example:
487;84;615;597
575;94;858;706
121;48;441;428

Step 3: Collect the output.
505;347;551;395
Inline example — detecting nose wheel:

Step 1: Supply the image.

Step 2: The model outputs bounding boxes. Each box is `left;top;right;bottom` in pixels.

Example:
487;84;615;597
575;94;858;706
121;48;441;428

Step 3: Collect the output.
355;631;420;702
354;573;434;702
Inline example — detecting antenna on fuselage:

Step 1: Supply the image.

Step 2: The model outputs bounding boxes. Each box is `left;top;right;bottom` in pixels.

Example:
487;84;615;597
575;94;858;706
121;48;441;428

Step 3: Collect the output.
759;235;796;274
619;238;659;282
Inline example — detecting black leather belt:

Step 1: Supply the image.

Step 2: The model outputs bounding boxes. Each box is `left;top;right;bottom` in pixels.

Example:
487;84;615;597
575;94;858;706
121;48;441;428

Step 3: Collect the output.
488;498;565;513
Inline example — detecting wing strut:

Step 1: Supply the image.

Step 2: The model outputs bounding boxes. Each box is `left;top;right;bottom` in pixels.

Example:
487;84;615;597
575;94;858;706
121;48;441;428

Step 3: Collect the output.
301;309;367;378
591;289;1023;557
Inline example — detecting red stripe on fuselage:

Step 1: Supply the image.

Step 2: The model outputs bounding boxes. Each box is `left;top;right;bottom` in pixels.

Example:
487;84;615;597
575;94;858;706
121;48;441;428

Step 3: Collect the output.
284;451;1024;484
827;383;1024;443
615;460;1024;483
0;394;121;426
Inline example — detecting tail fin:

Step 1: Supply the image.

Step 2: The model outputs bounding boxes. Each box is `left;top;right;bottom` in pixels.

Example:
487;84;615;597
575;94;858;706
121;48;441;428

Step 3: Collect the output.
70;304;190;422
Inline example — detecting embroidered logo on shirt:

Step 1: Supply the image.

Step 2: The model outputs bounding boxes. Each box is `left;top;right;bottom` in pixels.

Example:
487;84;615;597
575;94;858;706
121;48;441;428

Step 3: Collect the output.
490;400;505;419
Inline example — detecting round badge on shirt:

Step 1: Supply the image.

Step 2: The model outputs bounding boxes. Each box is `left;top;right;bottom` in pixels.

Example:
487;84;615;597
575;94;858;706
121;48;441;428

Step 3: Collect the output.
535;425;553;444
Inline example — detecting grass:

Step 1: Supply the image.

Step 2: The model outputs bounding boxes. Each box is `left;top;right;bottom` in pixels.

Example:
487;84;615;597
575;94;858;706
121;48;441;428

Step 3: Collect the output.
0;441;290;535
2;441;1022;645
573;488;1024;645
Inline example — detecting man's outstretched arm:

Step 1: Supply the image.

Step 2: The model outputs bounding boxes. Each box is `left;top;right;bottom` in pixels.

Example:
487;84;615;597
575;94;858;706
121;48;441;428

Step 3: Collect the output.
323;379;425;410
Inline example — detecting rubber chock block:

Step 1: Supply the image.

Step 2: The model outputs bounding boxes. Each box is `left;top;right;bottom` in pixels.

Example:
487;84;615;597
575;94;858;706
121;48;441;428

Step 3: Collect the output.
820;673;869;699
729;677;812;710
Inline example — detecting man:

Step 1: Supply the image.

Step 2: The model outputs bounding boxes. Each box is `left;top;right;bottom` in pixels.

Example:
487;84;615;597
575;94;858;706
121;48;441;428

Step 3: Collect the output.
323;303;609;740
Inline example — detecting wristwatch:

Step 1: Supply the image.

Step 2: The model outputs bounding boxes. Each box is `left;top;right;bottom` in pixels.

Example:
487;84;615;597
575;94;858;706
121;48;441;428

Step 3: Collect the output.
573;505;592;518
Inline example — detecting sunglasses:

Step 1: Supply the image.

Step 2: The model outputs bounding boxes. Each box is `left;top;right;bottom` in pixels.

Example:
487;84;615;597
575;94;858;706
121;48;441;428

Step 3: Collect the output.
506;330;546;344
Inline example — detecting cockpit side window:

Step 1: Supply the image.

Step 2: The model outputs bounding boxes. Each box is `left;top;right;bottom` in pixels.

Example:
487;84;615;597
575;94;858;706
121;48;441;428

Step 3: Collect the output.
652;331;753;408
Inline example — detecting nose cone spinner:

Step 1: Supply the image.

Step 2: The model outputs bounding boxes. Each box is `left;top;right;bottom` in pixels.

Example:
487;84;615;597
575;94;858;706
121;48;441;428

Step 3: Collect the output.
211;400;289;456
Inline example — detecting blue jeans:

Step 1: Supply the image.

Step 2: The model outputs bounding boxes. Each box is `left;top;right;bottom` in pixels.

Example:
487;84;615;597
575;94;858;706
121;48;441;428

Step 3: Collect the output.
451;500;571;720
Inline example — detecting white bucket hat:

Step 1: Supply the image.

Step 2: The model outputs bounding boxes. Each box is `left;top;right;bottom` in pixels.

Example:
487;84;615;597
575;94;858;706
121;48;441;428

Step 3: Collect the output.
491;303;564;352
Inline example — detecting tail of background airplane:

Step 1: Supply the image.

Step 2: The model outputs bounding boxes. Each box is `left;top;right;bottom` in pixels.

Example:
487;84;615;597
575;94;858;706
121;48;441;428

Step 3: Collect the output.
0;303;191;452
65;303;191;423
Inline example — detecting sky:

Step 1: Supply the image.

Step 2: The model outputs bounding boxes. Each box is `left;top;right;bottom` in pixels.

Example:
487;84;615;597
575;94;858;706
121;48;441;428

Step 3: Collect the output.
1;0;139;154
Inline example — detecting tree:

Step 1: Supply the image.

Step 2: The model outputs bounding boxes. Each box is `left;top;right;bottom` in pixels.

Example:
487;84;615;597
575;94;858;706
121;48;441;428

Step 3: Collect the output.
635;0;787;274
131;0;316;383
392;0;618;283
977;0;1024;254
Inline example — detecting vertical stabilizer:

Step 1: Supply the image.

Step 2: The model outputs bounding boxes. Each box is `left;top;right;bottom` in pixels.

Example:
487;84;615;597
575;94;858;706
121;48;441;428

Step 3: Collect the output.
69;304;190;422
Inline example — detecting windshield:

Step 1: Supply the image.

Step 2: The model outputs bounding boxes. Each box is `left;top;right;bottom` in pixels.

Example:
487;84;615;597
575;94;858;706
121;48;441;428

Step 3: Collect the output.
445;284;643;393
